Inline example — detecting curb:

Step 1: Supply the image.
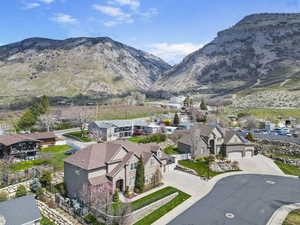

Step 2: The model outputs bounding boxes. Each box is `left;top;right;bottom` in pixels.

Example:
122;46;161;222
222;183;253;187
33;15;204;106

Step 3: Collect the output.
266;203;300;225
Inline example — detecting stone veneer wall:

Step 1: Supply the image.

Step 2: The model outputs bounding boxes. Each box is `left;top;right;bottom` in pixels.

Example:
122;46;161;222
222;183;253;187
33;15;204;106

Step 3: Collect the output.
37;200;74;225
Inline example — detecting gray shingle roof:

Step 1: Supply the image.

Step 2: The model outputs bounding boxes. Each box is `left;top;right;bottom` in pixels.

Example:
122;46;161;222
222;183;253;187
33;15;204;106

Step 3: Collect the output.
93;118;149;128
0;195;41;225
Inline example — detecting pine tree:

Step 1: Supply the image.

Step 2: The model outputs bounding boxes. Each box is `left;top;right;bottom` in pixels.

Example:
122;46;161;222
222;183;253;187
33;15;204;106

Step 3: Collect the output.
200;98;208;110
134;157;145;193
40;95;49;113
173;113;180;126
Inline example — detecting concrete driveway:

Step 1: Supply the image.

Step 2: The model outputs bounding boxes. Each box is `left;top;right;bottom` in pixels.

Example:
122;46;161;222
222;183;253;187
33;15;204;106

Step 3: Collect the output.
168;174;300;225
237;155;284;175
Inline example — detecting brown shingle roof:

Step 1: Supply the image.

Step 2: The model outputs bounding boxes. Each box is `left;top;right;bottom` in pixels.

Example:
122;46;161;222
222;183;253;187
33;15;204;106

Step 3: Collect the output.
64;143;122;170
0;132;56;146
88;175;111;186
25;132;56;140
107;152;134;177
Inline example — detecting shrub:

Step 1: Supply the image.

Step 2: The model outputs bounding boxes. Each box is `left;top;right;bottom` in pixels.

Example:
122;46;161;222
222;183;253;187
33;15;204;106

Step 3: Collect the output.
39;171;52;187
138;133;166;144
113;190;120;202
245;132;255;142
30;178;42;193
48;199;56;209
0;191;9;202
36;187;45;199
15;185;27;198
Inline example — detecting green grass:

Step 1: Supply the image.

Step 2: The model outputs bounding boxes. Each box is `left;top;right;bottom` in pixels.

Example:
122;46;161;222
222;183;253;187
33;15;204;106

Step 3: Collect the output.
179;160;226;178
274;160;300;176
128;136;145;143
41;145;72;170
133;187;191;225
131;186;179;211
40;216;56;225
164;145;180;155
63;131;93;142
10;159;47;171
128;134;166;144
283;209;300;225
10;145;72;171
273;152;300;160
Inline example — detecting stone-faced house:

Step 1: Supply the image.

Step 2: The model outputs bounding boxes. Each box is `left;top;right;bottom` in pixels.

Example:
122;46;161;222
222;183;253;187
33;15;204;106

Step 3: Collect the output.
64;141;166;202
177;124;255;159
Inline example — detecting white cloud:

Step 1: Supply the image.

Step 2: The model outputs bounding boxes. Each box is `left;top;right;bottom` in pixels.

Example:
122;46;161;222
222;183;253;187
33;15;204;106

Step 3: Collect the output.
24;2;40;9
149;43;204;64
39;0;55;3
50;13;78;24
140;8;158;19
93;5;133;26
109;0;140;9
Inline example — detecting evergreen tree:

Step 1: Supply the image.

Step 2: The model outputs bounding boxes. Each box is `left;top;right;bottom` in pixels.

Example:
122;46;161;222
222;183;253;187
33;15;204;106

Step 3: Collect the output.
40;95;49;113
173;113;180;126
17;110;37;130
39;171;52;187
200;99;208;110
245;132;255;142
134;157;145;193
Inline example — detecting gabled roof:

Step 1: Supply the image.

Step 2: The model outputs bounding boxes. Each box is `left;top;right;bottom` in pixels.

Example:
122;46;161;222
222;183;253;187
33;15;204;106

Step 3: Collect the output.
64;143;122;170
64;141;162;171
107;152;134;177
93;118;148;129
0;195;41;225
0;132;56;146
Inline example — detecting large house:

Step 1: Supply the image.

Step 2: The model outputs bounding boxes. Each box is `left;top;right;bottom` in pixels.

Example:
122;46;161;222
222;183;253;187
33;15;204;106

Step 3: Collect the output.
64;141;167;202
88;118;150;141
177;124;255;159
0;132;56;159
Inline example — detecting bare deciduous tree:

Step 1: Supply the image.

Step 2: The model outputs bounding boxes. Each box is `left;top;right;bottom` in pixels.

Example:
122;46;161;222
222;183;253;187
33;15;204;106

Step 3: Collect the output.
38;113;56;132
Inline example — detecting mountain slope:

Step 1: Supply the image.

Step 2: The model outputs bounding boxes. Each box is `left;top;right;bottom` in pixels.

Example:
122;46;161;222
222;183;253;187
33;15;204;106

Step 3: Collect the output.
154;13;300;107
0;37;171;103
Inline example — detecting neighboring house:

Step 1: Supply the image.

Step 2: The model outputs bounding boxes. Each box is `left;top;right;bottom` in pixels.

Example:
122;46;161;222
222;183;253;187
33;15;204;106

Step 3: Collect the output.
177;124;255;159
0;195;41;225
0;132;56;159
88;118;150;141
64;141;168;202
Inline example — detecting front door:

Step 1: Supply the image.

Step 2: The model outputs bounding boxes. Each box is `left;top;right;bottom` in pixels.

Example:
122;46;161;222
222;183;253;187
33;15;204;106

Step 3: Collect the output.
116;179;124;192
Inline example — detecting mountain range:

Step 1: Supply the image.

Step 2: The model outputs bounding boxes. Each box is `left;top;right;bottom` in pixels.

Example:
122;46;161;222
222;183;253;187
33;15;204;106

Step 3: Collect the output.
1;13;300;108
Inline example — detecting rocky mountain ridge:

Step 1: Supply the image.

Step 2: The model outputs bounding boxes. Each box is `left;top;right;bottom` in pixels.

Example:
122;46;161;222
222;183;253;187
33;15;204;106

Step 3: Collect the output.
0;37;171;104
153;13;300;107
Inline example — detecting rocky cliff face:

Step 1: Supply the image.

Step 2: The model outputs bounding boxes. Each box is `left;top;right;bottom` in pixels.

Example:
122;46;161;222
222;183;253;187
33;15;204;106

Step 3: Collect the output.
0;37;171;103
154;13;300;104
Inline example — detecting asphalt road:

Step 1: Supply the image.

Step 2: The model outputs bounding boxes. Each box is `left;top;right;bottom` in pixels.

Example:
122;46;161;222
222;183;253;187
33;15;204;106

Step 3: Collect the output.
168;174;300;225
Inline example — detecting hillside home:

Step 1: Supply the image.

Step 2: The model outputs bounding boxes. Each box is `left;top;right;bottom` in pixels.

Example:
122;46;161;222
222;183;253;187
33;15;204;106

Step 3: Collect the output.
177;124;255;160
88;118;150;141
0;132;56;159
64;141;168;202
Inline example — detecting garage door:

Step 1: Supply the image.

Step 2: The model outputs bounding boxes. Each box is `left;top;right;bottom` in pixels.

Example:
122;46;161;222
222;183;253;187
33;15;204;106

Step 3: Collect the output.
244;151;252;158
228;152;242;160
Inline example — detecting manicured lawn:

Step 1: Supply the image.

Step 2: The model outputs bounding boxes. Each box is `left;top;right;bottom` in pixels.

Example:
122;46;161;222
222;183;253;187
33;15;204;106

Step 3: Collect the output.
164;145;180;155
128;136;145;143
178;159;223;178
131;186;179;211
10;159;47;171
133;187;191;225
63;131;93;142
283;209;300;225
10;145;72;171
274;160;300;176
41;145;72;170
41;145;72;153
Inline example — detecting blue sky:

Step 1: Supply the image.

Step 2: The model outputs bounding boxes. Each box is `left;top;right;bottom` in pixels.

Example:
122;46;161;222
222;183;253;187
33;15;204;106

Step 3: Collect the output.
1;0;299;64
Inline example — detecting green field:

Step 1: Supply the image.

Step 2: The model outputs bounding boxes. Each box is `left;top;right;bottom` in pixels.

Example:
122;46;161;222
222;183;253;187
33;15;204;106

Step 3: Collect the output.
164;145;181;155
133;187;191;225
274;160;300;176
10;159;46;172
178;160;222;178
